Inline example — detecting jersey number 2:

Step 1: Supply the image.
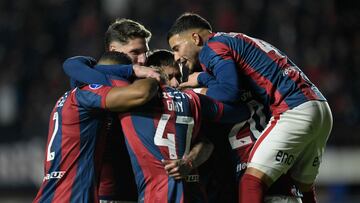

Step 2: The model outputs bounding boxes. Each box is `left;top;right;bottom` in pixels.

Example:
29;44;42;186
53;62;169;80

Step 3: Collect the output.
47;112;59;161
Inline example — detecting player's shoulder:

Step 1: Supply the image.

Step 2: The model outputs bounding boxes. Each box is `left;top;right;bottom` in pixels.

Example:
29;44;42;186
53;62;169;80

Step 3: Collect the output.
208;32;244;42
78;84;105;92
76;84;111;101
109;76;130;87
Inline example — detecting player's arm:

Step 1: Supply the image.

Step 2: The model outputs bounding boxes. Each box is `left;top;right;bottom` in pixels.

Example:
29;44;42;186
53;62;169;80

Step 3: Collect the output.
181;43;241;102
63;56;113;87
105;78;159;112
162;137;214;180
63;56;160;88
197;93;250;123
200;60;241;102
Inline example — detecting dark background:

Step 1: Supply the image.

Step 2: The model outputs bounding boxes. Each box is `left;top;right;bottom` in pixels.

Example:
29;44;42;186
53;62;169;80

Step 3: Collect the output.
0;0;358;202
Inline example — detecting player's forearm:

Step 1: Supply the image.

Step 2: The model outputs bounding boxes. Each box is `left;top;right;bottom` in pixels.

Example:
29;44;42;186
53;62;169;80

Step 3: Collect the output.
185;139;214;169
106;78;159;112
201;60;241;103
94;64;134;79
206;84;241;103
197;73;241;103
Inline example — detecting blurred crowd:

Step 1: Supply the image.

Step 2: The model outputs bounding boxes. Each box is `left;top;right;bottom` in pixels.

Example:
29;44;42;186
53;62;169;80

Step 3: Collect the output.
0;0;359;146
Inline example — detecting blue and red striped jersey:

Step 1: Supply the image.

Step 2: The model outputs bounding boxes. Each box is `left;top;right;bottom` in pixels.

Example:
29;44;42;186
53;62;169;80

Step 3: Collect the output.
33;84;112;203
198;32;326;115
120;87;208;203
119;86;249;203
98;77;138;201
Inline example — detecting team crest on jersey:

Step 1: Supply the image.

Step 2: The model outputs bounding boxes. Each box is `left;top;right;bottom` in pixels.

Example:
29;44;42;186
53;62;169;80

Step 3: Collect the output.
89;84;102;89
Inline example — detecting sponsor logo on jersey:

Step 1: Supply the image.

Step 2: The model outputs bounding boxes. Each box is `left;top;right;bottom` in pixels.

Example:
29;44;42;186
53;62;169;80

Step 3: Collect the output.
185;175;199;183
43;171;65;181
275;150;294;165
89;84;102;89
236;162;248;172
56;92;69;107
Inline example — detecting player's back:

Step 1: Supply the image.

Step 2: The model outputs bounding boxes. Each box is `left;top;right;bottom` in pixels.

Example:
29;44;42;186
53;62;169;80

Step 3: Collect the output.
120;86;205;203
98;77;138;201
200;32;326;115
33;84;111;203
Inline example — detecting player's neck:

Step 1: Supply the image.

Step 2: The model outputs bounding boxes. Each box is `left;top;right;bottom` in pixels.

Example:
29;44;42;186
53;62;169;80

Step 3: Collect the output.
198;29;212;42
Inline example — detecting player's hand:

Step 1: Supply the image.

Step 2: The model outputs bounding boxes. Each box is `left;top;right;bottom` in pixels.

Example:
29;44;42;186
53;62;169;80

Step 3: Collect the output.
179;72;201;89
133;65;161;81
162;157;194;180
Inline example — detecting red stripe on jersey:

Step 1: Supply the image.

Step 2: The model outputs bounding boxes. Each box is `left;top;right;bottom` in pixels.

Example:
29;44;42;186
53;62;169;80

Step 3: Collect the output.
242;63;289;115
287;70;320;101
248;115;280;161
111;79;129;87
51;95;81;202
121;115;169;203
207;41;233;60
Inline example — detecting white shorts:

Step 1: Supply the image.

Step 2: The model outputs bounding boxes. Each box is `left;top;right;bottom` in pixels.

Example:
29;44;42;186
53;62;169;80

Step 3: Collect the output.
248;100;333;184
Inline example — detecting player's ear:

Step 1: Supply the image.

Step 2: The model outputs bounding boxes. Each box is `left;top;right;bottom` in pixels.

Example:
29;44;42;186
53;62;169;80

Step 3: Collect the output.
191;33;202;46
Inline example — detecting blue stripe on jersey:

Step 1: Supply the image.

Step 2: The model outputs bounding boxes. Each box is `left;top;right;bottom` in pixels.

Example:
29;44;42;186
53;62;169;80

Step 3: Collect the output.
123;137;146;202
131;114;163;161
70;107;100;202
40;93;67;203
75;89;102;110
167;178;183;202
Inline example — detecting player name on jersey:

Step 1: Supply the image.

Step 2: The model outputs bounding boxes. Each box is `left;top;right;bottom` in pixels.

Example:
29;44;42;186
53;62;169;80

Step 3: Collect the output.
163;90;191;113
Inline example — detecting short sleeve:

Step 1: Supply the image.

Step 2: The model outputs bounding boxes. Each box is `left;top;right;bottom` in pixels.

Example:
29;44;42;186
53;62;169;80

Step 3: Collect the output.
75;84;112;109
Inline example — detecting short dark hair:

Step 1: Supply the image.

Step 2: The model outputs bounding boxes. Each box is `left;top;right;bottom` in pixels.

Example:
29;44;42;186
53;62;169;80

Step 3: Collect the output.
105;18;152;48
146;49;178;68
98;51;132;65
167;13;212;41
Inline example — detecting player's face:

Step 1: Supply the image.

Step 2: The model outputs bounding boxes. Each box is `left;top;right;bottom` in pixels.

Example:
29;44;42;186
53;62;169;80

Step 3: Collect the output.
109;37;149;65
162;65;181;88
169;33;201;74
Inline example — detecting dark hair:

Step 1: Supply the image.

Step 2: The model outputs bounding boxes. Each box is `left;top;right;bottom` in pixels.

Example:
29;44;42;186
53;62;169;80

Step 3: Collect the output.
146;49;178;68
105;18;152;49
98;51;132;65
167;13;212;41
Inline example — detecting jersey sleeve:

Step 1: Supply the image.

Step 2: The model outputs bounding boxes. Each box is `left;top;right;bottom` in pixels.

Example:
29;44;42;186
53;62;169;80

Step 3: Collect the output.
63;56;134;88
75;84;112;110
197;72;217;86
197;93;250;123
198;37;242;103
94;64;133;80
